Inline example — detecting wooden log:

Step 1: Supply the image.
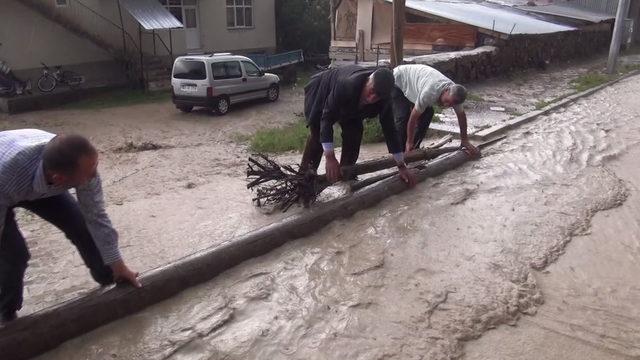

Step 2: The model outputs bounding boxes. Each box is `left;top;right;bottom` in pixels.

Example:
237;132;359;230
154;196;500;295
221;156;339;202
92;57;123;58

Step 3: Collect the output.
333;134;453;181
340;146;459;180
350;170;398;192
348;135;504;192
0;150;471;360
357;29;365;63
339;134;505;181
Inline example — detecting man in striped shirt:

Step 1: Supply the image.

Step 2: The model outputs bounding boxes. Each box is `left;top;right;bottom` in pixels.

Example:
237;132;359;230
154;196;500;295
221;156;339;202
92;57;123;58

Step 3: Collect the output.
0;129;141;323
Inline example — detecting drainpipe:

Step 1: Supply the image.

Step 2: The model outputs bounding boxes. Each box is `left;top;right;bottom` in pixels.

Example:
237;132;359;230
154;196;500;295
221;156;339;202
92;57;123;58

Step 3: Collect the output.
153;30;157;56
116;0;127;56
169;28;174;62
139;23;145;88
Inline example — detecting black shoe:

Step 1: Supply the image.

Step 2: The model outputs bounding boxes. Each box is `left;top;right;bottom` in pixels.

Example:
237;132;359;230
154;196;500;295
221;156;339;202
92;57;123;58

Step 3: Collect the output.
1;311;17;323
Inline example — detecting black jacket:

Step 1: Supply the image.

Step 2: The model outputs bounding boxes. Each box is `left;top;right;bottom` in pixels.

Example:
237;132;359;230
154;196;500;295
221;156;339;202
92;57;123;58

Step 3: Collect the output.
303;65;402;154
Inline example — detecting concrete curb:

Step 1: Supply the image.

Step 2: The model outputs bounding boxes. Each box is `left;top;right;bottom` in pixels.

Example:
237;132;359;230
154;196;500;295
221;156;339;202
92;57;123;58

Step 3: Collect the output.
0;83;130;114
472;69;640;140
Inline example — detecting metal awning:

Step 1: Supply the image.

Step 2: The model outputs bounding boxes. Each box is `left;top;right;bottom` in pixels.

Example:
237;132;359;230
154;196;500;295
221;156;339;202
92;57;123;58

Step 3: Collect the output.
515;3;615;23
120;0;183;30
389;0;577;35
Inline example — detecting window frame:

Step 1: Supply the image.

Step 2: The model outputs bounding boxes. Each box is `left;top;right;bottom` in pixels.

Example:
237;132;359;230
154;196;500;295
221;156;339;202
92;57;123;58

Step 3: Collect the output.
172;60;207;80
241;61;261;77
226;0;254;30
211;61;244;80
159;0;185;26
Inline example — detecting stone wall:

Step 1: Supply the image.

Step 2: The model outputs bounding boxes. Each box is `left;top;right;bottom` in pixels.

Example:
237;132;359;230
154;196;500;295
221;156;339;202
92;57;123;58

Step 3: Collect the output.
496;28;613;71
407;28;613;84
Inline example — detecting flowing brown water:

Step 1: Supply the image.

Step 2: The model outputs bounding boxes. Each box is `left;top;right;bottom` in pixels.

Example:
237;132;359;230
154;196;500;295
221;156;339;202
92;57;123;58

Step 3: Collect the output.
36;76;640;360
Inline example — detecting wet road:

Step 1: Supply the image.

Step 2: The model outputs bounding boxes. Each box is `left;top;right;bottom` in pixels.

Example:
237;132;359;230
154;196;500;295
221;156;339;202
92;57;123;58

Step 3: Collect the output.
0;88;303;315
32;75;640;359
0;59;613;318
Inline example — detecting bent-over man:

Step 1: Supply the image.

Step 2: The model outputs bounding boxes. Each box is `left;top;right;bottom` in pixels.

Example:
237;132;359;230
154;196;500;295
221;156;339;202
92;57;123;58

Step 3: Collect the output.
0;129;141;323
393;64;480;157
301;65;416;186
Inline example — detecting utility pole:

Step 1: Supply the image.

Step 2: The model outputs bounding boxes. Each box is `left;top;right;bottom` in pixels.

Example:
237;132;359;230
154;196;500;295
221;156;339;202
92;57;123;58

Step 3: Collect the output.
390;0;405;68
607;0;630;74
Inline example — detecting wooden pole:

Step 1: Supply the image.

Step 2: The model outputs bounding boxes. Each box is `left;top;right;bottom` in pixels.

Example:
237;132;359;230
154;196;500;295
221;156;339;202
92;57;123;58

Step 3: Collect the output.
357;29;365;63
390;0;405;68
0;150;471;360
341;135;503;185
340;146;460;180
607;0;630;74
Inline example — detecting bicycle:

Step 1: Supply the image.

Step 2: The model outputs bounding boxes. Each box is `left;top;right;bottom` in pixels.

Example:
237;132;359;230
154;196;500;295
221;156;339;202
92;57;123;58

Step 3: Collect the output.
37;63;84;92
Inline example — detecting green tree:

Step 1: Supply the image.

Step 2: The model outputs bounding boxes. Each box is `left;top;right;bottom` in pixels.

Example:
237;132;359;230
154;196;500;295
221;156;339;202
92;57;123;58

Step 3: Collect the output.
276;0;330;55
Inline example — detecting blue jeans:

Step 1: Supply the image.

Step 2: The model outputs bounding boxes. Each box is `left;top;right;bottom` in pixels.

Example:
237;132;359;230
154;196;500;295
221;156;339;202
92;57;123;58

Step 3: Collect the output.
0;192;113;316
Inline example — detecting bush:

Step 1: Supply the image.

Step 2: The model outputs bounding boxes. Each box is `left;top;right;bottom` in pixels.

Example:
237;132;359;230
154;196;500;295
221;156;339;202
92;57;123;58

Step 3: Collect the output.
571;73;611;92
250;120;310;153
248;117;386;154
362;118;385;143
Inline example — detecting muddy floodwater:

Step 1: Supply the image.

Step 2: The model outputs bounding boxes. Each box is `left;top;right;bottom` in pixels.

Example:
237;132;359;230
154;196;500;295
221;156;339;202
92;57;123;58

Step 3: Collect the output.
29;75;640;360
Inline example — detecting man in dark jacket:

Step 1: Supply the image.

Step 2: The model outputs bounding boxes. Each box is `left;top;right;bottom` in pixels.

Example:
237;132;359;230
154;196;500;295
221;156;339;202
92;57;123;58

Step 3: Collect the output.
301;65;416;186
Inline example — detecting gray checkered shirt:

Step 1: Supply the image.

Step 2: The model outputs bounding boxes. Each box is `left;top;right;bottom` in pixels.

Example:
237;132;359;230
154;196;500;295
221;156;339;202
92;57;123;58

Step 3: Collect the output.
0;129;121;264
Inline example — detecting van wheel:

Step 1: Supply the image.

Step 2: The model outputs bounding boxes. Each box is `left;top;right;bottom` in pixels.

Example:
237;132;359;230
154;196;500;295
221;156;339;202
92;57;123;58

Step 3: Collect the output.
215;96;230;115
177;105;193;113
267;85;279;102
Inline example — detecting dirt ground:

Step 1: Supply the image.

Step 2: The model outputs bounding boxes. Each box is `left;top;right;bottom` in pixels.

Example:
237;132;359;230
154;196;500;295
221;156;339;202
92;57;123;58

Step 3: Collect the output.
0;57;611;316
25;72;640;360
1;87;306;314
1;57;639;360
439;55;612;133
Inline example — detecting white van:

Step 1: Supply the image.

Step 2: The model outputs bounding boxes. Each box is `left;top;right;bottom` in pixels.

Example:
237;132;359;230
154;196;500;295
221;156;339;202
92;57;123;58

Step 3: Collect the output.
171;53;280;115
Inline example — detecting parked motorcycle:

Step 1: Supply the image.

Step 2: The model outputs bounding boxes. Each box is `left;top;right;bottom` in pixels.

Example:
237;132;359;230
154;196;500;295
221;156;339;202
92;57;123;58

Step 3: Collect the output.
0;59;31;97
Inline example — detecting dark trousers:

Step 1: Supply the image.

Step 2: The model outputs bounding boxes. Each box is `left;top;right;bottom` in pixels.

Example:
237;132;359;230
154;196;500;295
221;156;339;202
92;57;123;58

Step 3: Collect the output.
0;193;113;316
300;120;363;178
392;87;434;149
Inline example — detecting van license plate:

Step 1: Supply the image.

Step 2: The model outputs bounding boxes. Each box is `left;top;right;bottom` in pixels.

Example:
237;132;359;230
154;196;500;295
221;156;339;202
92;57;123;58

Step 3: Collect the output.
181;84;197;92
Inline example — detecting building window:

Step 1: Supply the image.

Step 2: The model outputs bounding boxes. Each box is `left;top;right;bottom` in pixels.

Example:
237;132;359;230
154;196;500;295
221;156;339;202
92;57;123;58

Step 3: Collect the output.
226;0;253;29
55;0;69;6
159;0;184;23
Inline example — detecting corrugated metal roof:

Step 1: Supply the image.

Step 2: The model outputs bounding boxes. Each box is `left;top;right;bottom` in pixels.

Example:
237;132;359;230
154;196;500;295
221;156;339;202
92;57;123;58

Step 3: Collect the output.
515;3;615;23
120;0;183;30
570;0;619;15
390;0;577;35
484;0;536;5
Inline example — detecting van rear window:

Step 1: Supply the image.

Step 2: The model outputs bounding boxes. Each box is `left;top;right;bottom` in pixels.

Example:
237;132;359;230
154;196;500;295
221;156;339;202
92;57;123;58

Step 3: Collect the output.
173;60;206;80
